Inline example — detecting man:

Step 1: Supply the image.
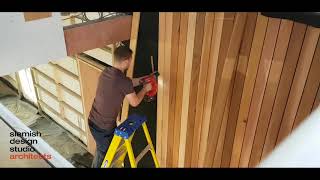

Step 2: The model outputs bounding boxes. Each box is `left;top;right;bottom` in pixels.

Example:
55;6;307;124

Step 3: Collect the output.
88;45;152;168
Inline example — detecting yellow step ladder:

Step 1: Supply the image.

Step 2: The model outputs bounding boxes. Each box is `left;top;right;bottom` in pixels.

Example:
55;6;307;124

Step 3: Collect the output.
100;114;159;168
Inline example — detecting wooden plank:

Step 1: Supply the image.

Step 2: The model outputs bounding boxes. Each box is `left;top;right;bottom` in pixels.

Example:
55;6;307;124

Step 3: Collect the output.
24;12;52;22
276;26;320;145
248;19;293;167
293;38;320;129
190;12;215;167
49;62;79;81
204;13;247;167
172;12;189;167
77;57;103;154
162;12;173;167
182;12;205;167
211;13;235;115
156;12;166;166
166;13;181;167
239;18;281;167
230;14;268;167
261;22;307;160
198;12;225;167
213;73;233;167
121;12;140;123
34;83;83;117
220;12;258;167
177;12;198;167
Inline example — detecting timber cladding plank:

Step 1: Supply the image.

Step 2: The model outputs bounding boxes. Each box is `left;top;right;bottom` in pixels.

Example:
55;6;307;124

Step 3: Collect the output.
220;12;258;168
276;26;320;145
248;19;293;167
213;69;234;167
166;13;181;167
198;12;225;167
172;12;189;167
204;13;248;167
190;12;215;167
238;17;281;167
156;12;166;166
178;12;206;167
230;13;268;167
211;13;235;118
162;12;173;167
121;12;140;123
293;38;320;129
261;22;307;160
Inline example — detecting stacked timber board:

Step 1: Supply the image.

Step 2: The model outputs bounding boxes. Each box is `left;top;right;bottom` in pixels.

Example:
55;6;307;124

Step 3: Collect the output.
157;12;320;167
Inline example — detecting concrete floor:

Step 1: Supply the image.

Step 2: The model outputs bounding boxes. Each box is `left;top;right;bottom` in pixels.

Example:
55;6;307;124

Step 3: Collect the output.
0;80;91;168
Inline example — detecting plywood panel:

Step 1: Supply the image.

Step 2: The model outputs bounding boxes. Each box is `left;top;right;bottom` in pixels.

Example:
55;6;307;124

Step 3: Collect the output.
248;19;293;167
64;106;86;131
56;70;81;95
36;64;55;79
53;57;79;76
84;48;113;66
42;105;87;144
261;22;307;160
221;12;258;167
37;74;58;96
239;18;281;167
77;58;103;154
230;14;268;167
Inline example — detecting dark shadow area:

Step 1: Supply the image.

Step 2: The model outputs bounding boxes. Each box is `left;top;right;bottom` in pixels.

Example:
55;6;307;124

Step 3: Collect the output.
124;12;159;168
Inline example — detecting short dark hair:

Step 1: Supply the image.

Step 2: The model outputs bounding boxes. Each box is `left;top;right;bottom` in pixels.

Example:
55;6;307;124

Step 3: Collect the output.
114;45;133;62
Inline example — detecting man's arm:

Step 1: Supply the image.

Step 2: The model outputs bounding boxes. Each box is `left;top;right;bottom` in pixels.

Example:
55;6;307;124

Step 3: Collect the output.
132;75;148;87
125;83;151;107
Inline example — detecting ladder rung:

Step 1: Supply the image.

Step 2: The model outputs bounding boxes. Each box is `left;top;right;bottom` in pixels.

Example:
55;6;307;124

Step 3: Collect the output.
135;144;151;165
111;145;127;165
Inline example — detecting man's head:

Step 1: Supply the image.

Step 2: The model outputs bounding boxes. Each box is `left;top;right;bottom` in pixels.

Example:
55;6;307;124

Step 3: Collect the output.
113;45;133;71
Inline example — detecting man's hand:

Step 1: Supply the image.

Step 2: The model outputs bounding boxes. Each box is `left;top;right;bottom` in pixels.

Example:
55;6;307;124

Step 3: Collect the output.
125;82;152;107
143;82;152;92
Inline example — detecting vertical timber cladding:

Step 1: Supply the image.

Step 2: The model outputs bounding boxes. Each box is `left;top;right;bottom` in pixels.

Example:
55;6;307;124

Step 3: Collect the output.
32;56;87;145
157;12;320;167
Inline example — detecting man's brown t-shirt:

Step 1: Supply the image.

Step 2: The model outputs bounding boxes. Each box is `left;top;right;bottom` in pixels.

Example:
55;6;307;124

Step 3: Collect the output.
88;66;134;130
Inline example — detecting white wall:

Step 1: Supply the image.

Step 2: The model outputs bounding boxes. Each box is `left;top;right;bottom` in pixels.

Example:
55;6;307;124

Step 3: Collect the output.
259;106;320;167
0;12;67;76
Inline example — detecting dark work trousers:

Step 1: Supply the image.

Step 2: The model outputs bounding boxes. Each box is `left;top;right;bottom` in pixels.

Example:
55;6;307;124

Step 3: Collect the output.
88;120;114;168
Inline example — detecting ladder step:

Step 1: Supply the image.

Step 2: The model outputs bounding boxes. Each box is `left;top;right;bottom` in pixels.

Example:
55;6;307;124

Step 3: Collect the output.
135;144;151;165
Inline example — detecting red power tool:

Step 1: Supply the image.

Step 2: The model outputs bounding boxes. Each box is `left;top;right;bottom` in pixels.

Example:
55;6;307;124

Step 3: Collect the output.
139;71;159;102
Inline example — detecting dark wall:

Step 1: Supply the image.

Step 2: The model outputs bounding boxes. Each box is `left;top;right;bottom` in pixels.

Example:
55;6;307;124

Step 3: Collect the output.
124;12;159;167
